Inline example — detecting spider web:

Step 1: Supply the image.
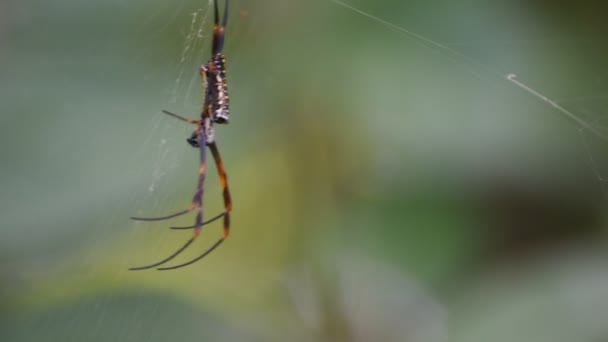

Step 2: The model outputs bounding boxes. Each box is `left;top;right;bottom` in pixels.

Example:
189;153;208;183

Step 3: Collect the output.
125;0;220;277
329;0;608;202
170;6;213;107
135;1;214;202
5;1;608;341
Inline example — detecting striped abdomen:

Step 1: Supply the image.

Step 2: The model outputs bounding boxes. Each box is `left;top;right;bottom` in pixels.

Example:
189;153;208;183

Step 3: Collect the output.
210;54;229;124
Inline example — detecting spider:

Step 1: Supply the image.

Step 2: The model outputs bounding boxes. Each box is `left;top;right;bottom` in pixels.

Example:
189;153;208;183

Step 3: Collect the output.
130;0;232;271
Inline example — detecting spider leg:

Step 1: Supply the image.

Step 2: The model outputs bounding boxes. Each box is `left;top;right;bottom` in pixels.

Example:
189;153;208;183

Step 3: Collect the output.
208;141;232;230
130;205;195;222
157;141;231;271
129;208;207;270
161;110;199;124
212;0;229;55
129;127;209;270
170;211;225;230
157;239;224;270
129;238;195;270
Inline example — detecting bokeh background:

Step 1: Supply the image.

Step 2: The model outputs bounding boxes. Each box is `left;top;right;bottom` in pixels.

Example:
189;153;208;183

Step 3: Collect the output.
1;0;608;341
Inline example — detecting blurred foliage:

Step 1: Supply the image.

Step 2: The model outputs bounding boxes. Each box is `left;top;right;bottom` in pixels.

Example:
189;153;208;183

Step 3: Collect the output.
1;0;608;341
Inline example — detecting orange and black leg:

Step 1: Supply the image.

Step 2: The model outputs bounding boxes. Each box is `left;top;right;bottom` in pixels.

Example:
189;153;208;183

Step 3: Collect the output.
157;141;231;270
129;124;209;270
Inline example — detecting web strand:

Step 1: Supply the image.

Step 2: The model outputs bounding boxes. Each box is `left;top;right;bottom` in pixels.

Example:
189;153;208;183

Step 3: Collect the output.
507;74;608;142
329;0;608;199
329;0;608;143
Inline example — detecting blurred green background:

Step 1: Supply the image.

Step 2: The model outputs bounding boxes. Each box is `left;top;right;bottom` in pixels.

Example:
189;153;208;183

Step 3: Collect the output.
1;0;608;341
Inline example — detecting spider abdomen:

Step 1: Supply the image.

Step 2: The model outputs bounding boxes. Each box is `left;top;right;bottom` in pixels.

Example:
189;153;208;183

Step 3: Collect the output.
209;54;230;124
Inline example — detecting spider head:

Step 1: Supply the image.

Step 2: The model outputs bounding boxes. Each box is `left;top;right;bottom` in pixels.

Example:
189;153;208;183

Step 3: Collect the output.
187;131;200;148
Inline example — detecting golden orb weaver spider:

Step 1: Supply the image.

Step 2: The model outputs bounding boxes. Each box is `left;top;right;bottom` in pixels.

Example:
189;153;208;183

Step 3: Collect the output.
130;0;232;271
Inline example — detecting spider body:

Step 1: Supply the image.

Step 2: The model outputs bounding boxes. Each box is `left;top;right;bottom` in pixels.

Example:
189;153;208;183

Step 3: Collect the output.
130;0;232;271
186;53;229;148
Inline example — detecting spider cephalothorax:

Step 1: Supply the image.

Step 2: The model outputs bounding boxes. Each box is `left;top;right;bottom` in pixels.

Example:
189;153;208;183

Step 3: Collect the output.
130;0;232;271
